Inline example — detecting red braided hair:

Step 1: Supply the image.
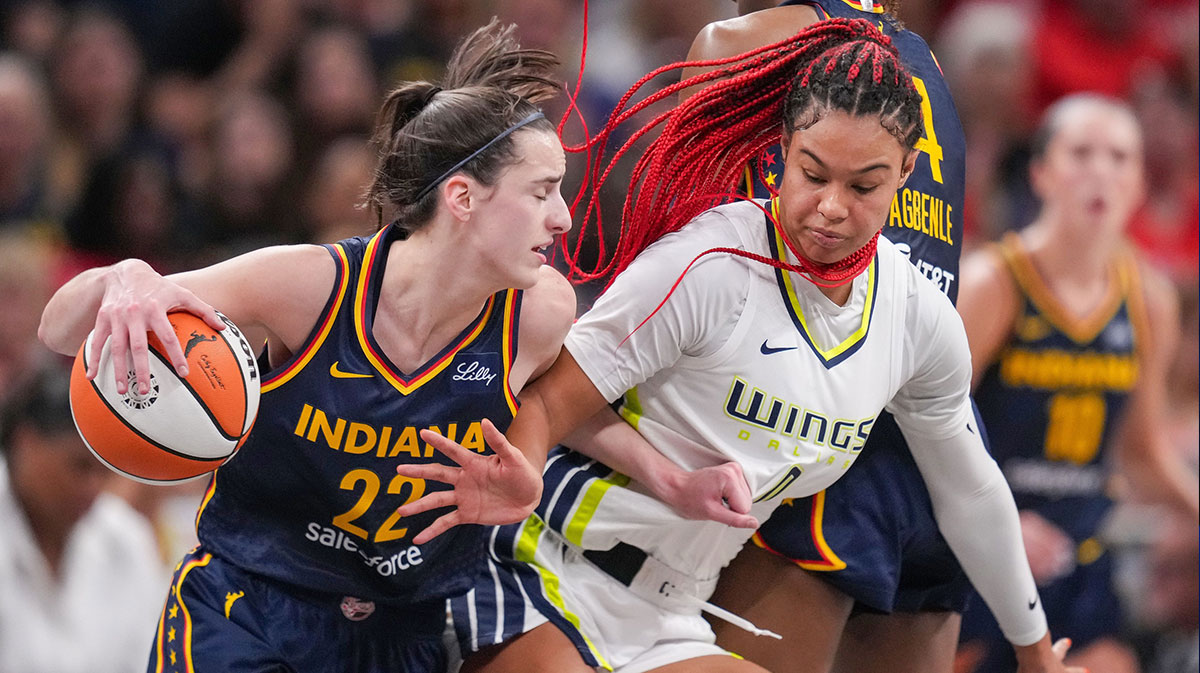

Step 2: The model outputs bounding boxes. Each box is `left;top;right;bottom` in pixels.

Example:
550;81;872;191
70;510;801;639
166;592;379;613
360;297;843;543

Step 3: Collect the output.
561;18;923;292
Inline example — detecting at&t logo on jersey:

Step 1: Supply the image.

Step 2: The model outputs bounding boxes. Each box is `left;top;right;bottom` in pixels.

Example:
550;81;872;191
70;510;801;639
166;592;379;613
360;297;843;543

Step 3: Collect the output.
892;241;955;295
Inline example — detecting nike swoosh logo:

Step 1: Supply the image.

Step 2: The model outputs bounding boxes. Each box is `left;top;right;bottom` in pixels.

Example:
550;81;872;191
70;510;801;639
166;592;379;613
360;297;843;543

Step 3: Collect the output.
966;422;975;435
760;340;798;355
330;361;373;379
1027;596;1039;610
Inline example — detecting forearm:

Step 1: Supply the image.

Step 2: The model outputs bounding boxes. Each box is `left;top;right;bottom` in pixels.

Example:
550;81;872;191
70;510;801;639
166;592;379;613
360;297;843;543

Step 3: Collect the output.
38;261;148;354
563;407;690;502
505;388;555;473
935;462;1047;645
508;349;610;474
904;424;1048;646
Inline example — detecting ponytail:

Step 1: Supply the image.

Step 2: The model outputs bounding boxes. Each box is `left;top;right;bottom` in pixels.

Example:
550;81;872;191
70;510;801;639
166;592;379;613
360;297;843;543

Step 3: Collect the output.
364;19;561;233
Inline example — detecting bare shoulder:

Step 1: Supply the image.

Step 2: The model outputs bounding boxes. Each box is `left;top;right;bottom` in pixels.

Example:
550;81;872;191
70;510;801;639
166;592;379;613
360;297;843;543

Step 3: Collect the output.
690;5;821;60
1131;257;1181;368
957;245;1020;384
1134;258;1180;333
511;265;577;390
520;265;577;347
959;245;1016;307
170;244;337;351
682;5;820;101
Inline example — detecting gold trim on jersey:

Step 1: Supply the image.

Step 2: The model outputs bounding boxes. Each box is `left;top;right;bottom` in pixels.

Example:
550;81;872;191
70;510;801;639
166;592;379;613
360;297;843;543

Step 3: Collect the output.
260;244;352;393
769;199;878;366
353;228;496;395
999;232;1131;345
192;473;218;535
751;491;847;571
154;552;212;673
1122;257;1150;364
500;288;520;416
836;0;886;14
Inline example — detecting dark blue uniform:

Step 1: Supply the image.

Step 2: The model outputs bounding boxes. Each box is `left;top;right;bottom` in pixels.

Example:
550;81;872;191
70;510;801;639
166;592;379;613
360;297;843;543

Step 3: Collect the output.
746;0;972;615
959;233;1146;672
149;224;523;673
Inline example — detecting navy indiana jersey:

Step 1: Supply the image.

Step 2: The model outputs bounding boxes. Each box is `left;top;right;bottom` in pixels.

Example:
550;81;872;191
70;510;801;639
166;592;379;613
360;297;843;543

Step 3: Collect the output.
749;0;966;302
974;233;1147;544
195;224;523;605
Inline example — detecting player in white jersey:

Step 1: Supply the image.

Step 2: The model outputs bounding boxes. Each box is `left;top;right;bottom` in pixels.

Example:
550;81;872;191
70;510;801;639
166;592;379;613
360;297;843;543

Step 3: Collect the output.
398;19;1079;673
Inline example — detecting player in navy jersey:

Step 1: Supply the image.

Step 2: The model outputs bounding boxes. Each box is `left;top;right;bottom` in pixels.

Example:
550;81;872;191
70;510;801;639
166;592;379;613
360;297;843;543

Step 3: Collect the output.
956;95;1199;673
38;21;577;673
678;3;981;672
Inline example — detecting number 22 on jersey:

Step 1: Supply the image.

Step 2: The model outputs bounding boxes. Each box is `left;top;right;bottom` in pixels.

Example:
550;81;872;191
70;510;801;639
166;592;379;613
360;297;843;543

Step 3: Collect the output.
332;470;426;542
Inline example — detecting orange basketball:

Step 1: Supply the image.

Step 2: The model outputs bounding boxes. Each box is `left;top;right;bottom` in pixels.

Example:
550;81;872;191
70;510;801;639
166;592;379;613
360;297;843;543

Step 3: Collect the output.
69;311;261;484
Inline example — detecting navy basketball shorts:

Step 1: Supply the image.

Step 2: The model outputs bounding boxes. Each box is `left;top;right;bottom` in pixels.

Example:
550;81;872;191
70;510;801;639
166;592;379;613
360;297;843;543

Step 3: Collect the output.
752;409;978;614
147;547;446;673
958;546;1124;673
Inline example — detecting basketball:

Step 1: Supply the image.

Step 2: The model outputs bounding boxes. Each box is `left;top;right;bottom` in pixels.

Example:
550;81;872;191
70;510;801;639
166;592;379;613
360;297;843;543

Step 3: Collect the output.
69;311;261;484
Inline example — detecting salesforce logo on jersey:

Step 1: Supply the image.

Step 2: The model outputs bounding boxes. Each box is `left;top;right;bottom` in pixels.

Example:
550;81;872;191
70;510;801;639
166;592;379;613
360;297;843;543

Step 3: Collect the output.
450;352;502;394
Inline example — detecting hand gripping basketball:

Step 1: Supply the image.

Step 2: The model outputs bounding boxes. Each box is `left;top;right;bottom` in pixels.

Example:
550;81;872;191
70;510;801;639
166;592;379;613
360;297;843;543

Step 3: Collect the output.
86;259;226;396
394;419;543;544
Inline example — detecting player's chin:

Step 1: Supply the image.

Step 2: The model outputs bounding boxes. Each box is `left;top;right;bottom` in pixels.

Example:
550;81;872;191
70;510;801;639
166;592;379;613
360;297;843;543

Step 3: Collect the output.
512;257;546;289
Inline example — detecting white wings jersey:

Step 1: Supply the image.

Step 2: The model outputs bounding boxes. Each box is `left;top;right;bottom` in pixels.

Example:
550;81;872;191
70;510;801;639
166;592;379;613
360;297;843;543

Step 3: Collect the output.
563;199;973;584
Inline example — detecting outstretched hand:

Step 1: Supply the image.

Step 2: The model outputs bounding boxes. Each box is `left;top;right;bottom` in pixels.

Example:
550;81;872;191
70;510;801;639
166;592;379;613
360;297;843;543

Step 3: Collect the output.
655;461;759;529
395;419;542;544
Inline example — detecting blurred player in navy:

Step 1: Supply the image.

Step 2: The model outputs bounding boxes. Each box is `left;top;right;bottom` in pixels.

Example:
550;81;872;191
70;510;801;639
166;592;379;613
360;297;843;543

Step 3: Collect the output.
680;3;986;672
956;94;1199;673
39;21;577;673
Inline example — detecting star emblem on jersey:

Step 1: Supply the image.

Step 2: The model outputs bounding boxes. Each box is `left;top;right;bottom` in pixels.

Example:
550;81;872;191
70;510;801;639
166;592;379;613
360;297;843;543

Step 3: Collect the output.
759;340;798;355
330;361;373;379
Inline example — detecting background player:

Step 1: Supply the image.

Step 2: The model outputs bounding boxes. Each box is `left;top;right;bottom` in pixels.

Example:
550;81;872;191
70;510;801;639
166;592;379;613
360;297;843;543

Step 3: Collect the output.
956;94;1200;673
679;3;979;672
37;21;576;673
397;19;1075;673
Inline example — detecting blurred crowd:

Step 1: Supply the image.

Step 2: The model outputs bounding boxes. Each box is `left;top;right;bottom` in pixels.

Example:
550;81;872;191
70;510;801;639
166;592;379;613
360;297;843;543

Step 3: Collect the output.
0;1;1194;672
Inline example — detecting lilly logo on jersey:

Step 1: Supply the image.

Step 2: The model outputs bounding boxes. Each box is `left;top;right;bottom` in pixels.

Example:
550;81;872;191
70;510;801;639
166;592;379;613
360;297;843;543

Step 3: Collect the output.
453;360;496;386
450;352;503;395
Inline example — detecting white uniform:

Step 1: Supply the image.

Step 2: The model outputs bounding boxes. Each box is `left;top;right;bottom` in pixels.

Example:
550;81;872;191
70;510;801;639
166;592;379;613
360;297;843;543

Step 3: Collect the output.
450;200;1044;672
